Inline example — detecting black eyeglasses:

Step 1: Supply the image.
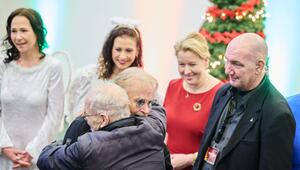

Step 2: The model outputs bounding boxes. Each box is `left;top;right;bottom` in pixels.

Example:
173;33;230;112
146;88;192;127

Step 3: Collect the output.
134;98;154;109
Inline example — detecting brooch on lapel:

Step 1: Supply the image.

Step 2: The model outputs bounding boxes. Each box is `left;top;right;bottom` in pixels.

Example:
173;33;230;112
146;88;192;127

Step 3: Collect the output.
193;103;201;112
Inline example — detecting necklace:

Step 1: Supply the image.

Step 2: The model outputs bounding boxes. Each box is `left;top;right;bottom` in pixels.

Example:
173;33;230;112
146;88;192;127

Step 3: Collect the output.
185;92;189;98
183;81;203;112
185;92;201;112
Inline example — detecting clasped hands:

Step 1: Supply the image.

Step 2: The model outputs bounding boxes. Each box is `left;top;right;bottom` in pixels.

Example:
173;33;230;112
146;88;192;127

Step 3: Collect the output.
2;147;32;169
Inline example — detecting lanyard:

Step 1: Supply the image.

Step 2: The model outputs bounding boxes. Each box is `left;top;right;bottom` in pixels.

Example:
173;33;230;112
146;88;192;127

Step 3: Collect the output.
214;98;236;143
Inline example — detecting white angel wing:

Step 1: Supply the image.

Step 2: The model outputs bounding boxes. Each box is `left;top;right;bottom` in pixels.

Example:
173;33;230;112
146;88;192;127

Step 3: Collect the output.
52;51;73;94
110;17;140;27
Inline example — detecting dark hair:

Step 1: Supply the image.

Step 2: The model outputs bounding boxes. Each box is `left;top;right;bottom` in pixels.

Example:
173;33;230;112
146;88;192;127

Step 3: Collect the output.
98;26;143;79
3;8;48;63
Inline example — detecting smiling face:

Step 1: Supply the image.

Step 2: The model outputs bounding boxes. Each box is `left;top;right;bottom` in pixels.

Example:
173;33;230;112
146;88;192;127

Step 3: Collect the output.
10;15;38;55
177;50;208;87
112;35;139;75
126;80;156;117
112;67;158;117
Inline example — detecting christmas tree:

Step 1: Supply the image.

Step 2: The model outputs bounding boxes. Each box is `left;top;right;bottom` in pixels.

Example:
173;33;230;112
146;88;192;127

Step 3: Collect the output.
200;0;267;80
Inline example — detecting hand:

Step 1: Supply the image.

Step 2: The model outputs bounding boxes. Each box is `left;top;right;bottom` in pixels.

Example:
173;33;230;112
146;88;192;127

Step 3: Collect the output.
12;152;32;169
22;152;32;166
2;147;24;163
76;111;84;117
171;153;194;170
164;133;168;144
2;147;32;168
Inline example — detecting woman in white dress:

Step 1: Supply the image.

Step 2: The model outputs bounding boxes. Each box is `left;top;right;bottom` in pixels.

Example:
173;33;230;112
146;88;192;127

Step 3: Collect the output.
68;21;144;117
0;8;64;170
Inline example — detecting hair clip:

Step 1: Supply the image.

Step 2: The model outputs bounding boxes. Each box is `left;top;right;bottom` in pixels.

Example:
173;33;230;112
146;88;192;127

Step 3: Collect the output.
111;17;140;27
114;24;136;30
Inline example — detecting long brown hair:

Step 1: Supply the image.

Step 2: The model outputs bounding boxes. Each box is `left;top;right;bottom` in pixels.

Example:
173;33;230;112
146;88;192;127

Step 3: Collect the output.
98;25;143;79
3;8;48;63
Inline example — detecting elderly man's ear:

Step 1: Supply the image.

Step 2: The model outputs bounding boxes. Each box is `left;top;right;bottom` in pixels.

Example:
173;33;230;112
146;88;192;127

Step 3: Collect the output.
99;114;110;128
87;113;110;131
255;59;265;75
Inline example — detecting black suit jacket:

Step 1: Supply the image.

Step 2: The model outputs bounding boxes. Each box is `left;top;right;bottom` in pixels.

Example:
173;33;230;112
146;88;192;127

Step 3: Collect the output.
193;77;296;170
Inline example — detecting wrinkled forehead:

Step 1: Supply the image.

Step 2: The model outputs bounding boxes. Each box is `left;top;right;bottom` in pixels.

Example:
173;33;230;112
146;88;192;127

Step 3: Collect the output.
225;43;251;61
225;45;256;61
225;33;267;60
126;81;156;98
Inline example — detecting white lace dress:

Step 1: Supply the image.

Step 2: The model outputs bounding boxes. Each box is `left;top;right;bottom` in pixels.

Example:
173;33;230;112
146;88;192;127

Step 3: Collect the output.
0;56;64;170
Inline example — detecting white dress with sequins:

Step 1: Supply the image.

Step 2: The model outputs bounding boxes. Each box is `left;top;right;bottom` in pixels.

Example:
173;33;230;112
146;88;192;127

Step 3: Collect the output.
0;56;64;170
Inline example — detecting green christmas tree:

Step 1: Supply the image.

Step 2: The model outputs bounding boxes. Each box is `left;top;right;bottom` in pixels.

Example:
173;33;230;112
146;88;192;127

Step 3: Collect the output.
200;0;267;80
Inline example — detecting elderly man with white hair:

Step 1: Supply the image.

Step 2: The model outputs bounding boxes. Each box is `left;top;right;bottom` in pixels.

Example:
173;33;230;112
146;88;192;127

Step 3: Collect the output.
193;33;295;170
37;79;166;170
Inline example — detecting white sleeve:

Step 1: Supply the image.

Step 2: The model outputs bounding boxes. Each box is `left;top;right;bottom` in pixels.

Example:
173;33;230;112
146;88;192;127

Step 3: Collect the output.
25;60;64;163
0;122;13;154
0;61;13;154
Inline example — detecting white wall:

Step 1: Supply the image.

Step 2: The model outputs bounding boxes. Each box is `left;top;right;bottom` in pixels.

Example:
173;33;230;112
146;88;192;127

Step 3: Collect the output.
265;0;300;97
1;0;299;99
0;0;210;99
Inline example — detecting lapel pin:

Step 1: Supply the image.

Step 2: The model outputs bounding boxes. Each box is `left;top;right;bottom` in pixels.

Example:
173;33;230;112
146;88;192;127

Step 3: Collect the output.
250;118;254;122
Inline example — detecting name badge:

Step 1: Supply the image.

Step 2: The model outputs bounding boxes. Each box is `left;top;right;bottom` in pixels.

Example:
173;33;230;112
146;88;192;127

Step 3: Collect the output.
204;146;219;165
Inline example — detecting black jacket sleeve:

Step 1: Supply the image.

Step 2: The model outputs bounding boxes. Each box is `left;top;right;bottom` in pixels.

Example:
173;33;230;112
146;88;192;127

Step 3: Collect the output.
62;117;91;145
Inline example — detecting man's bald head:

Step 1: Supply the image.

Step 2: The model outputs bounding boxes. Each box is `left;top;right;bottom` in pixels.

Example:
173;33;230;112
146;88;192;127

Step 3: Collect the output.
226;33;268;62
224;33;268;91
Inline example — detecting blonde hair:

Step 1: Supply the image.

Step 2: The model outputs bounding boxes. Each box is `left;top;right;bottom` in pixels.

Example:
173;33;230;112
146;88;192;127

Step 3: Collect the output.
174;32;210;60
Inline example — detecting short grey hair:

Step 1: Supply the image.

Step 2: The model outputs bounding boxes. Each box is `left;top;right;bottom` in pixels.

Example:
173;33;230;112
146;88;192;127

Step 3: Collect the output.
113;67;158;92
84;80;130;120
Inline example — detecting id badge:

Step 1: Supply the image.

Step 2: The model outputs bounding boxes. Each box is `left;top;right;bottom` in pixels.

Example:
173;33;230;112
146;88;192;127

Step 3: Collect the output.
204;146;219;165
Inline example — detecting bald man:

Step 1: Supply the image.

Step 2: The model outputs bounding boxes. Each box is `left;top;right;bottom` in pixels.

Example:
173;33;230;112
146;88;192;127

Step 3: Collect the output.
193;33;295;170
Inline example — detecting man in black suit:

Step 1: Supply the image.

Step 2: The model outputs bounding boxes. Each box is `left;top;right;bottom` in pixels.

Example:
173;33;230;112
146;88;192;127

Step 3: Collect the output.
193;33;296;170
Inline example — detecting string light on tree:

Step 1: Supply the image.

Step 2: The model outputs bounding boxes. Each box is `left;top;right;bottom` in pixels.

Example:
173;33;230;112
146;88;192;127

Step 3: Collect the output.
199;0;267;80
